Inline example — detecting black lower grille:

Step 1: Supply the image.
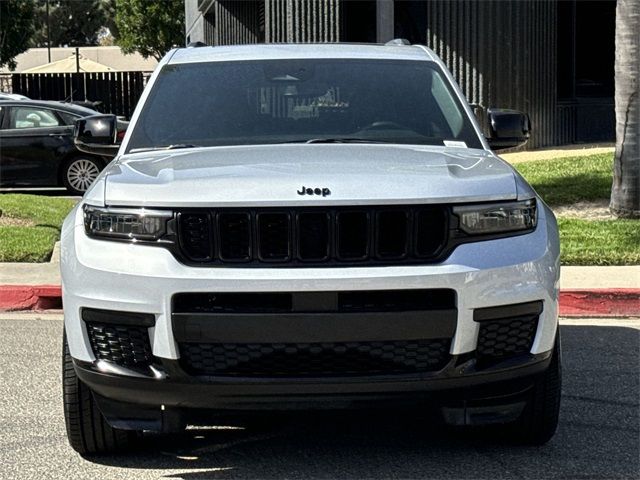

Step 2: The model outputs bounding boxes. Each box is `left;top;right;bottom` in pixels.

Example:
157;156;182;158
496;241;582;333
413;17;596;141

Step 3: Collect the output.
176;205;449;266
179;339;451;377
476;318;539;361
474;301;542;362
86;323;153;369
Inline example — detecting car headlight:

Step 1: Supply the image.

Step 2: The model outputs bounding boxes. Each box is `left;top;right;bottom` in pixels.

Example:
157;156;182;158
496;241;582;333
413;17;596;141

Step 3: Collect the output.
453;199;537;235
83;205;173;241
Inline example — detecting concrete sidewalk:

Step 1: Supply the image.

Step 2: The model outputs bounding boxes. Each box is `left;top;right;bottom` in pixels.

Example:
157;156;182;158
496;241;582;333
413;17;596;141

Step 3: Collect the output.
0;251;637;315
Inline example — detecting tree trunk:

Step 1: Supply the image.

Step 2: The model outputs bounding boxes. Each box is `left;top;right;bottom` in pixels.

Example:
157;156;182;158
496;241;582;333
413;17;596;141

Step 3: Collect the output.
611;0;640;218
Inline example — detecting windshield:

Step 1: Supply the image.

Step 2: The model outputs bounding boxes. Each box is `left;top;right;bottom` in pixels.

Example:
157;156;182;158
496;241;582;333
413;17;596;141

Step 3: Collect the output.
126;59;483;152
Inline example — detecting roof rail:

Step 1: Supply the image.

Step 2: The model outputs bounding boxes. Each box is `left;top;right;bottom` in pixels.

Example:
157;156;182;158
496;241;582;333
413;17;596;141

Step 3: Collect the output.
187;41;208;48
385;38;411;46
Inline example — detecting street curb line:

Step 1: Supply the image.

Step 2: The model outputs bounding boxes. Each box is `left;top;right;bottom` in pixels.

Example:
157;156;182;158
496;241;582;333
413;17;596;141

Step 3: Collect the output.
0;285;638;316
0;285;62;311
559;289;640;317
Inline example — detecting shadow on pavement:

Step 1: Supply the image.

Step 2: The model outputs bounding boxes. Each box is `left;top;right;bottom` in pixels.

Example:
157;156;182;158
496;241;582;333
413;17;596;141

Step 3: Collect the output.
86;324;640;480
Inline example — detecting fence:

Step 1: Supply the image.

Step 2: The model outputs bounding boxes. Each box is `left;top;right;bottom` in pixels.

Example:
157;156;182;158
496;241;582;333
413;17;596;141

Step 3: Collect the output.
9;71;149;119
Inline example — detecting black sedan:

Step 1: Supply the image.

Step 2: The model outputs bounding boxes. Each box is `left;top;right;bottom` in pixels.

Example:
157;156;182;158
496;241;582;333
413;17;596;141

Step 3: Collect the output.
0;100;123;195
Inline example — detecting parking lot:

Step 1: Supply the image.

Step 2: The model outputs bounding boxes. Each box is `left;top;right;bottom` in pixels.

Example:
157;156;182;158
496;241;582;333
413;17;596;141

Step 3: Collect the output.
0;313;638;480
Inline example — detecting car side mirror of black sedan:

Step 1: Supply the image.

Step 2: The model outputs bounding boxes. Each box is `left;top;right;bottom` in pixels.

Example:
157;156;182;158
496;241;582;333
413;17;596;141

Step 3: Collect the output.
74;114;119;156
486;108;531;151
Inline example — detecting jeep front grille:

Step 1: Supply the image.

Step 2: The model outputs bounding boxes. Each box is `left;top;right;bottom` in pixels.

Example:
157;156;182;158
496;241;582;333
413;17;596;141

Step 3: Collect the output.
176;206;448;266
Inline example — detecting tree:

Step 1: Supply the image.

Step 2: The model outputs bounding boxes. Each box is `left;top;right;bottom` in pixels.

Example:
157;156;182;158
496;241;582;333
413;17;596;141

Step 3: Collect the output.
611;0;640;218
115;0;184;61
30;0;115;48
0;0;36;71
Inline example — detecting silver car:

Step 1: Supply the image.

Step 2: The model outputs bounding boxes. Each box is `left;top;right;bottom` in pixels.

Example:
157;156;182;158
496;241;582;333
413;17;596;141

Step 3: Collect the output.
61;41;560;455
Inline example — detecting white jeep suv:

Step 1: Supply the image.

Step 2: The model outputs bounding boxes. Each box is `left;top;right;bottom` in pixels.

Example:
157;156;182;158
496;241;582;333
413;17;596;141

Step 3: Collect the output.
61;42;561;455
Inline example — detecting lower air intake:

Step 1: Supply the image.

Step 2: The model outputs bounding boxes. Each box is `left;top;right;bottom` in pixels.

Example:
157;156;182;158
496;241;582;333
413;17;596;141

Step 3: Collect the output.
179;339;451;377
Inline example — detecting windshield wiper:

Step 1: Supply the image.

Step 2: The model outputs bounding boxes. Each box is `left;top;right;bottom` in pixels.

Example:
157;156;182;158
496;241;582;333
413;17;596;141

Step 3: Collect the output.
304;138;391;144
272;138;392;145
129;144;201;153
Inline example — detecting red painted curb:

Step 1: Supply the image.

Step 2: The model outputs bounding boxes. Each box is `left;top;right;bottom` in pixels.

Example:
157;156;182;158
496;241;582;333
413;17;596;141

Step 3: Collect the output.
0;285;638;316
0;285;62;311
559;289;640;317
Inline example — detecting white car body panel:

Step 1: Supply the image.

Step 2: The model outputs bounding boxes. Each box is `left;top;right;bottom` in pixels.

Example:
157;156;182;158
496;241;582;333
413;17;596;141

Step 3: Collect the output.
103;145;517;207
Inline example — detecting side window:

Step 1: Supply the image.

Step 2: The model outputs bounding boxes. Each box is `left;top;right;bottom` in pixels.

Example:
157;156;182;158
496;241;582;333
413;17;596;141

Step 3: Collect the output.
59;111;80;125
0;106;4;128
8;107;61;129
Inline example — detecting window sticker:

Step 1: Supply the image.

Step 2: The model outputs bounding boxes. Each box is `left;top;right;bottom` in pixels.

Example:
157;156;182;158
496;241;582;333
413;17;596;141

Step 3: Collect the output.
443;140;467;148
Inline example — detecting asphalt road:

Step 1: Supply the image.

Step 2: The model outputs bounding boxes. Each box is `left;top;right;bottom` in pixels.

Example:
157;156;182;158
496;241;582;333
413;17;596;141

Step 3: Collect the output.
0;314;638;480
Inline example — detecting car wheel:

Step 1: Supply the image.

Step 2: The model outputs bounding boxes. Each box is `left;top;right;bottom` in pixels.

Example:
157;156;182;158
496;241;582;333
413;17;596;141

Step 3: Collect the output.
506;335;562;445
62;333;139;455
62;157;102;195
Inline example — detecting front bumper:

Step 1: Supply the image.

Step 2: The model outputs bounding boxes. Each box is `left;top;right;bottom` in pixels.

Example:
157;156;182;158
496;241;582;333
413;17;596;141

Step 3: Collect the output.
73;348;553;431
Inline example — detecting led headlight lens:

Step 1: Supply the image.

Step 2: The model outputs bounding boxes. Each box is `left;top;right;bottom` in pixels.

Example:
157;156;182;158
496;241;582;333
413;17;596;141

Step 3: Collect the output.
453;199;537;235
84;205;173;240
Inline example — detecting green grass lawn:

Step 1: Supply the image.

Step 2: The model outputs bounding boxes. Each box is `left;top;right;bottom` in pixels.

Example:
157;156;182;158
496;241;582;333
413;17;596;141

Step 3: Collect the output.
0;194;75;262
514;153;613;205
557;218;640;265
514;152;640;265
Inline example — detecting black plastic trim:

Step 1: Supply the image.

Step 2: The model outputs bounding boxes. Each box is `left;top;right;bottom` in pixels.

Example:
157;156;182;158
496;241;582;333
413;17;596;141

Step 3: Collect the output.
73;350;553;410
473;301;544;322
81;308;156;327
172;310;457;344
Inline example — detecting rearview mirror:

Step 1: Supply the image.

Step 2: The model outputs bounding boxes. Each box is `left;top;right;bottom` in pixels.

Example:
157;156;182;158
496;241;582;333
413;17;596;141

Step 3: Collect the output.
486;108;531;151
74;114;119;156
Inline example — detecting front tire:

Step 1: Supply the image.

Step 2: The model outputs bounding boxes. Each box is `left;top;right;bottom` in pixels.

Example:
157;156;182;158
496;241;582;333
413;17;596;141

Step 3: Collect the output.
62;156;102;195
509;335;562;445
62;333;139;455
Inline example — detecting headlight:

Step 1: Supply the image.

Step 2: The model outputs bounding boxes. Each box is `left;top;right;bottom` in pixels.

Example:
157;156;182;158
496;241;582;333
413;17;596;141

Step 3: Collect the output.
453;199;537;235
83;205;173;241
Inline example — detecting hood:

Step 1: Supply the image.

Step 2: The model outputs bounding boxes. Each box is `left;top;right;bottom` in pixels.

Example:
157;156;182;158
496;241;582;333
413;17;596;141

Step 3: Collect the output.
103;144;517;207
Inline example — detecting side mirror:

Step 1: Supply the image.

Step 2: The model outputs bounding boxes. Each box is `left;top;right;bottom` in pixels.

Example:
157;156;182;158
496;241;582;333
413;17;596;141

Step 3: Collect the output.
74;114;119;156
486;108;531;151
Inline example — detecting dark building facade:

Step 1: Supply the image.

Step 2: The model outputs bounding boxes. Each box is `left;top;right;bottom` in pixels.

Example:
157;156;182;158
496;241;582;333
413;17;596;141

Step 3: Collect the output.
185;0;615;149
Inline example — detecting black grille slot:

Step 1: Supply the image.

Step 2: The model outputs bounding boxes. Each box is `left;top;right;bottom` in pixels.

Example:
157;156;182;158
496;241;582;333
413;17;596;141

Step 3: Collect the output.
257;213;290;261
376;210;409;258
337;211;369;260
338;289;456;312
415;207;447;257
174;292;292;314
179;339;451;377
86;323;153;369
178;213;212;261
175;205;449;266
173;289;455;314
218;213;251;261
297;212;330;260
